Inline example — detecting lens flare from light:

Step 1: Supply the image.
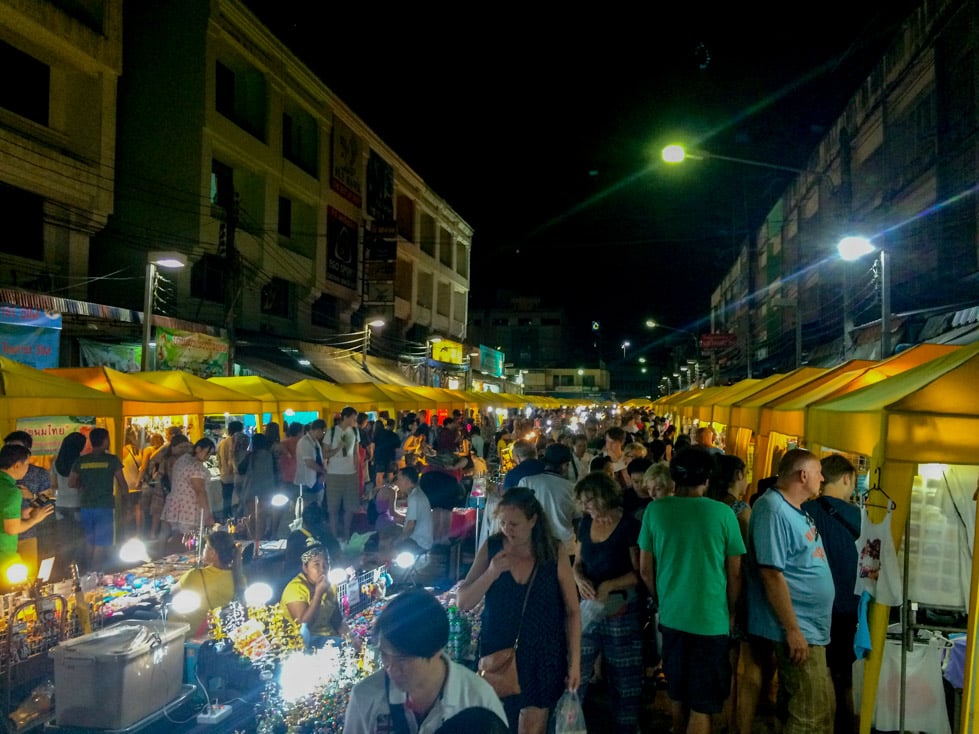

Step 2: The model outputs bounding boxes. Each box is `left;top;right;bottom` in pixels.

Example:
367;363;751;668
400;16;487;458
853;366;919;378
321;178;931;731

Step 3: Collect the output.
6;563;28;585
244;582;274;608
171;590;201;615
120;538;150;564
394;551;416;569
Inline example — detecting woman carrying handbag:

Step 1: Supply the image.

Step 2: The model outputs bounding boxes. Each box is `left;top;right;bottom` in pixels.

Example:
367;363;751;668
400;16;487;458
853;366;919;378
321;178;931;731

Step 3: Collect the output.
458;487;581;734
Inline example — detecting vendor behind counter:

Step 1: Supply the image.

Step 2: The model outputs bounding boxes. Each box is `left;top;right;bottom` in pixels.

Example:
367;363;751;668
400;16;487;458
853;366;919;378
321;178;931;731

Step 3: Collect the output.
170;530;244;636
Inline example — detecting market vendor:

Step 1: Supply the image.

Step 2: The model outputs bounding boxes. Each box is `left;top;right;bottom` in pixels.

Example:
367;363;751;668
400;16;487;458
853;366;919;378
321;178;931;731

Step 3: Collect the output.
343;589;506;734
171;530;244;636
0;444;54;580
280;540;360;651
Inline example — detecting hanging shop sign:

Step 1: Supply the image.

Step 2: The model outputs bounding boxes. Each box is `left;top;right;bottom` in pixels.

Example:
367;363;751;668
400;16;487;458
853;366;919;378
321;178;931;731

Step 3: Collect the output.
16;416;96;456
156;327;228;377
326;207;358;290
0;305;61;369
431;339;464;366
330;117;363;207
479;345;505;378
366;149;394;221
79;338;141;372
363;220;396;307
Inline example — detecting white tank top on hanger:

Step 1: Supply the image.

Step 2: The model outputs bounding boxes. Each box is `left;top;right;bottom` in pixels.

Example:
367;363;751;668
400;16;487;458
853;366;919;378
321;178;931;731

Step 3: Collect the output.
854;506;902;606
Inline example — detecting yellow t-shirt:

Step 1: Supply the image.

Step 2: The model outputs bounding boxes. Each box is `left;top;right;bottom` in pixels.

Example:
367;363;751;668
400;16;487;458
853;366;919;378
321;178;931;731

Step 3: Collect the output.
173;565;236;635
279;573;341;637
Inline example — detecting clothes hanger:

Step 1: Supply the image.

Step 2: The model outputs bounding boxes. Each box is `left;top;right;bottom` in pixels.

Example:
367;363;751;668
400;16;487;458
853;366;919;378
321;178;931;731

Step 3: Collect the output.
861;468;896;511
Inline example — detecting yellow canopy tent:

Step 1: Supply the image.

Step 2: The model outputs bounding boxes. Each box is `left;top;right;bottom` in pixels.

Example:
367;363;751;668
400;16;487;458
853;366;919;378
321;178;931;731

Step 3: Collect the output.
0;357;123;461
673;386;728;424
621;397;654;408
804;341;979;733
289;379;372;418
48;366;204;438
337;382;420;415
133;370;263;428
208;376;322;428
726;367;828;480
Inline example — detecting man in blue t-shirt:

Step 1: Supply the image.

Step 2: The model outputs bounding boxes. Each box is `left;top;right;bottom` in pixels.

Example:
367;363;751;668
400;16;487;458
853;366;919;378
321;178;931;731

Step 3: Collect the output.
747;448;835;734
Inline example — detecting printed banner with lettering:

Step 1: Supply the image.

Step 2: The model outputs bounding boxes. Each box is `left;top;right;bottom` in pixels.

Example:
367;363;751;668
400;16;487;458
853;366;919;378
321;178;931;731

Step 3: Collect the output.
79;339;142;372
157;328;228;377
16;416;96;456
431;339;464;366
366;149;394;220
330;117;363;207
0;305;61;369
363;220;396;306
326;207;359;290
479;345;505;378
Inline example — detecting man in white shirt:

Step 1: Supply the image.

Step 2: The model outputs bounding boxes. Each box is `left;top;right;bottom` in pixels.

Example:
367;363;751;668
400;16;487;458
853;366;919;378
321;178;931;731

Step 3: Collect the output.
518;443;579;558
395;466;433;553
344;590;506;734
569;434;595;482
294;419;326;508
324;407;360;542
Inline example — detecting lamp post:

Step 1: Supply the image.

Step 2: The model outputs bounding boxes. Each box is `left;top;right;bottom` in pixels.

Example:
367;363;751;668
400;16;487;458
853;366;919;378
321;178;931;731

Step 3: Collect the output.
361;319;385;370
621;340;630;359
661;144;825;177
141;251;187;372
837;236;890;359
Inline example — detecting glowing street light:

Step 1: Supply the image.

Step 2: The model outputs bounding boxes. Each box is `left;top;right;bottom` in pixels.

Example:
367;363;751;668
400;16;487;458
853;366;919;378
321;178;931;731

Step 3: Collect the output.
142;251;187;371
837;236;890;358
361;319;385;370
621;340;630;359
661;144;821;176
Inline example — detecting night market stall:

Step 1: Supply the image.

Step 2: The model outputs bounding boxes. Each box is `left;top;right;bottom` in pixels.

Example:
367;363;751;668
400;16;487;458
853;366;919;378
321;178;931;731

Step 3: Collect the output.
806;341;979;733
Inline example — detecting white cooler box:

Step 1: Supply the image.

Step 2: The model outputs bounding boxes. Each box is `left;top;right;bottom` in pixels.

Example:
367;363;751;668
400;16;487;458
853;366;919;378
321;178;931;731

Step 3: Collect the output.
50;620;189;729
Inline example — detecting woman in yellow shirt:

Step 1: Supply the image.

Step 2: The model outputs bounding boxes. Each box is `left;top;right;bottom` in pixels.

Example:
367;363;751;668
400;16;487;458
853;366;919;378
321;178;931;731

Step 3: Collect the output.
172;530;243;636
280;541;359;650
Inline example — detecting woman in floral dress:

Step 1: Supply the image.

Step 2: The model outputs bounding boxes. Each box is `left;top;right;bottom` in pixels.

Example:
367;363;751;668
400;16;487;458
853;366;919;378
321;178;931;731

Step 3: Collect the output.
162;437;215;535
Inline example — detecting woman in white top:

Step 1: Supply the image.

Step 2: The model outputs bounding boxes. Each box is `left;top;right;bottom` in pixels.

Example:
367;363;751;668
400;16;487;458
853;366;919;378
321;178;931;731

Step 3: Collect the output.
51;432;87;520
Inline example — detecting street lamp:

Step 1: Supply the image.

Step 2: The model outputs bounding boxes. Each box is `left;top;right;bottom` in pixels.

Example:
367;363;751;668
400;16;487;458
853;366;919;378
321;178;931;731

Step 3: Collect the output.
661;144;823;177
141;251;187;371
621;340;630;359
837;236;890;358
361;319;384;370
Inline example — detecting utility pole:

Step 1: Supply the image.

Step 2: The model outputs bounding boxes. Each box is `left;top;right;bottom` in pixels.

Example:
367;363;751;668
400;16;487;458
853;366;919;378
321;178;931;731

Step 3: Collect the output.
222;192;240;376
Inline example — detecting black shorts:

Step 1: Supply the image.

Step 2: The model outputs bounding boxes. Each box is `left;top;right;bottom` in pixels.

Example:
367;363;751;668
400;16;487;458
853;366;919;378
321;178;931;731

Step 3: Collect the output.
660;624;731;714
827;613;857;681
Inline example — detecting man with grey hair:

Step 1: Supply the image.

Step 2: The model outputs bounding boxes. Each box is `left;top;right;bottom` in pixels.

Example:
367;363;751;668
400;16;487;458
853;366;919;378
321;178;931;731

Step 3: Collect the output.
501;439;544;491
746;448;834;734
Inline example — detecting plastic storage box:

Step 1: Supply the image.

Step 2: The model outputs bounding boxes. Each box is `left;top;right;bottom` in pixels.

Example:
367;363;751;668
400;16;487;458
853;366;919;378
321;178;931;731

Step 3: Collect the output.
50;620;189;729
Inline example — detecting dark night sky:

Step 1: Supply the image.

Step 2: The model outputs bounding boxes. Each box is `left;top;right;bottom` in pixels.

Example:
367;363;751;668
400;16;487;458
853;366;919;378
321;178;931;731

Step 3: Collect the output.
242;2;918;361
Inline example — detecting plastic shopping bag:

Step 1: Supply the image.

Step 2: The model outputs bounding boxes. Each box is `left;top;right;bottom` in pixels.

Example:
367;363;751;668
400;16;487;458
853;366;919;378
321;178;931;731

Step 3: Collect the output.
579;599;605;633
554;690;587;734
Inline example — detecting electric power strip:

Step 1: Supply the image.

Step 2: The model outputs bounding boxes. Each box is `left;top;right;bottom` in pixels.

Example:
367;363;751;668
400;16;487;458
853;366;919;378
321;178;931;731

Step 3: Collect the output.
197;704;233;725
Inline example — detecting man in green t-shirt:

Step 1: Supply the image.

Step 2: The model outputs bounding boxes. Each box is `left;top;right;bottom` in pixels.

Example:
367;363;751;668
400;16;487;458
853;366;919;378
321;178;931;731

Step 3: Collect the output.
639;447;745;734
69;428;125;571
0;444;54;579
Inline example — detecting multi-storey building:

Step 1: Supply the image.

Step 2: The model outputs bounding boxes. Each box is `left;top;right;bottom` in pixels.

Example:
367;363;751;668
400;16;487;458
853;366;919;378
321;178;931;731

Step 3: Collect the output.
711;0;979;377
0;0;122;301
86;0;471;363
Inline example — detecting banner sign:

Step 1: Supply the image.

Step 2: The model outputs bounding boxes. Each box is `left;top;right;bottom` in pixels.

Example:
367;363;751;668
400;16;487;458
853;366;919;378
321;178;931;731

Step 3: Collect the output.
79;339;141;372
431;339;464;366
330;117;363;207
362;219;396;305
479;345;505;378
0;305;61;369
326;207;359;290
156;328;228;377
700;332;739;350
366;149;394;220
16;416;96;456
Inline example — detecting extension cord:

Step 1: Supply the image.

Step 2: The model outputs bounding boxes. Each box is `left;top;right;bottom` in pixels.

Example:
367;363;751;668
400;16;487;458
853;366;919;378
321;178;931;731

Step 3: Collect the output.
197;703;233;725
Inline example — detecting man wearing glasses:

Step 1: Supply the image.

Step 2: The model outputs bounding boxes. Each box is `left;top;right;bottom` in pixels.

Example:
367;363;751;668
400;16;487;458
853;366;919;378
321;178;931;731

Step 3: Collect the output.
746;448;835;734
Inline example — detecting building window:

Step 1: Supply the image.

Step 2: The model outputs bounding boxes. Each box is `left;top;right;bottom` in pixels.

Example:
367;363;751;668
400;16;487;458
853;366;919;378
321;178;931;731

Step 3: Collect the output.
210;159;233;215
439;227;453;267
395;259;413;301
261;278;291;318
518;318;533;327
282;108;318;176
214;59;267;141
190;254;226;302
493;318;509;326
396;194;415;241
0;40;49;126
277;196;292;238
420;213;436;257
311;293;340;328
455;242;468;277
582;375;596;388
0;183;42;259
